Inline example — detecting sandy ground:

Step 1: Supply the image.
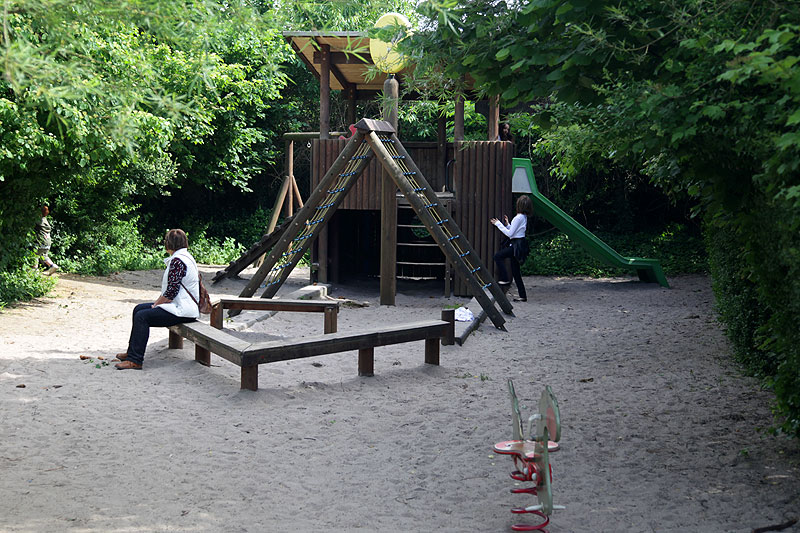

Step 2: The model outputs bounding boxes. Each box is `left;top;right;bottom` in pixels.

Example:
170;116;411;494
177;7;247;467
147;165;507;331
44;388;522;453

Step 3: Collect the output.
0;267;798;533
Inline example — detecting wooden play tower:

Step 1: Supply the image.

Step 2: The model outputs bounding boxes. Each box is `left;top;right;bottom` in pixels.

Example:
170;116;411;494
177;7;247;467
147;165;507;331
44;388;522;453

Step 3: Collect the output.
238;117;513;329
284;31;514;303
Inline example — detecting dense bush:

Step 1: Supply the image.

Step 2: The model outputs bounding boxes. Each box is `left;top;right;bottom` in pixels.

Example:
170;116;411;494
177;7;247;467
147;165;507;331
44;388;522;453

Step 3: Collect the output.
407;1;800;436
0;260;57;308
522;224;707;278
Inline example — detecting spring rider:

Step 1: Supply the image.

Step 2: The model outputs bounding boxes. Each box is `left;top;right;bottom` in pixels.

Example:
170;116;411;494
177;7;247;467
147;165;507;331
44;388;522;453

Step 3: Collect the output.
493;380;564;531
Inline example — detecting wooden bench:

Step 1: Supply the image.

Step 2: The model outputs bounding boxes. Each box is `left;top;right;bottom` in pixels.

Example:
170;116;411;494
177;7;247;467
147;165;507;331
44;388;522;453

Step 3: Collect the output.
169;297;339;366
168;299;455;391
210;297;339;333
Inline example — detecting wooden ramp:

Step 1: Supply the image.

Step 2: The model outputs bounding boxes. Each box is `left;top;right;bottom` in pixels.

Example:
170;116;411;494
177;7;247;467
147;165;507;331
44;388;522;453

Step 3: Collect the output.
235;118;513;329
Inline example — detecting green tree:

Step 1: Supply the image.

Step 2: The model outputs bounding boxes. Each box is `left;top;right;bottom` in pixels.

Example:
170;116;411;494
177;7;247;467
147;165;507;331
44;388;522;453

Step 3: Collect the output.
0;1;291;291
410;0;800;435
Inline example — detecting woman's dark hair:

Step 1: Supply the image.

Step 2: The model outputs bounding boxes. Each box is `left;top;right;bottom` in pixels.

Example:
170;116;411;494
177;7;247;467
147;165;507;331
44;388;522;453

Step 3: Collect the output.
164;229;189;251
516;195;532;216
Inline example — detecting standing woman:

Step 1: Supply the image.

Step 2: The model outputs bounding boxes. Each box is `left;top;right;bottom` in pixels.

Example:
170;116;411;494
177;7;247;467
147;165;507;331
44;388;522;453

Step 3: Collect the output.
35;204;60;275
115;229;200;370
490;195;532;302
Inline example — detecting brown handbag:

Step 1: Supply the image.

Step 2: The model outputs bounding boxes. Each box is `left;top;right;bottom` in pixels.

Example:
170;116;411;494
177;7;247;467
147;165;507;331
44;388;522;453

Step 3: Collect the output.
181;274;212;314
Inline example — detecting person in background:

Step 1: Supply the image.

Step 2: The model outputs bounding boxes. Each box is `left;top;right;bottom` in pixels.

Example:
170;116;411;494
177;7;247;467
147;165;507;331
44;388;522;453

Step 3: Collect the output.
114;229;200;370
498;122;513;142
35;204;59;275
490;195;532;302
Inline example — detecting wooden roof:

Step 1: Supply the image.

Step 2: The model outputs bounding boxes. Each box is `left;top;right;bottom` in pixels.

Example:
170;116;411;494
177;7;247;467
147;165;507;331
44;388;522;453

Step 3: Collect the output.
284;31;414;99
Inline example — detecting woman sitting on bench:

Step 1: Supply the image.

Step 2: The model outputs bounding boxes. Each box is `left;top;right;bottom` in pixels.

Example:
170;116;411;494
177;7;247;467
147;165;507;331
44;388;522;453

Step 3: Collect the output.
115;229;200;370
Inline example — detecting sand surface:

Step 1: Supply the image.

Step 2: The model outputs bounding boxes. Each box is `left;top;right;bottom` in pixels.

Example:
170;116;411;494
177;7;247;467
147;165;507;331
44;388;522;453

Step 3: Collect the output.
1;267;798;533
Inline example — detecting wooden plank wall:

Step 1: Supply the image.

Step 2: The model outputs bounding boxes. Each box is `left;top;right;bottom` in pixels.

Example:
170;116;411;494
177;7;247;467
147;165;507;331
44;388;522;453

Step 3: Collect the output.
311;139;512;297
452;141;513;296
312;140;450;208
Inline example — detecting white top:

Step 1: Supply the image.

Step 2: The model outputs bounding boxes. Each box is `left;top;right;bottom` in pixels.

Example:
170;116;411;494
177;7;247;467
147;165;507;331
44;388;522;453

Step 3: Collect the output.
494;213;527;240
157;248;200;318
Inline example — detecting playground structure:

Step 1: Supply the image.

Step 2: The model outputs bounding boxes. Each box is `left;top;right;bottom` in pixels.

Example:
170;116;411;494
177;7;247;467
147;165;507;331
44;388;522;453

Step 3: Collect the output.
232;117;513;330
512;158;669;288
215;29;669;305
282;30;512;301
493;380;565;531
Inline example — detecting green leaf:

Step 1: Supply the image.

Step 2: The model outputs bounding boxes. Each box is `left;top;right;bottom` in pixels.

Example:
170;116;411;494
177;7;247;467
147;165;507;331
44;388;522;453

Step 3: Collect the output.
555;3;573;16
702;105;725;120
786;108;800;126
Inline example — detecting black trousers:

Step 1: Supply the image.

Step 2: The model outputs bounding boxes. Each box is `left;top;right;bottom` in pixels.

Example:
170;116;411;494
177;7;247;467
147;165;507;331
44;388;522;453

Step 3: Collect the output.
126;302;195;365
493;245;527;300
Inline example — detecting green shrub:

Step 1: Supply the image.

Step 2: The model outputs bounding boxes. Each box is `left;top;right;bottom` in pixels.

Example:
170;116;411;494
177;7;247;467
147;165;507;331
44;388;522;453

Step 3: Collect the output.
0;266;57;308
187;231;245;265
705;204;800;438
57;219;164;275
521;224;707;277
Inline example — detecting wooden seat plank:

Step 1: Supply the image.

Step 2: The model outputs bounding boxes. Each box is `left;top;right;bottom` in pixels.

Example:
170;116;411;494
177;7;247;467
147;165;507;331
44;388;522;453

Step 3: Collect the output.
169;322;250;366
243;320;448;365
215;297;339;313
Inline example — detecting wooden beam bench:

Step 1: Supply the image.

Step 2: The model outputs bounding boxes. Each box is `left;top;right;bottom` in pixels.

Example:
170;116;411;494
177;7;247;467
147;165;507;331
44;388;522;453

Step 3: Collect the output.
237;316;454;390
167;298;455;391
210;297;339;333
169;297;340;366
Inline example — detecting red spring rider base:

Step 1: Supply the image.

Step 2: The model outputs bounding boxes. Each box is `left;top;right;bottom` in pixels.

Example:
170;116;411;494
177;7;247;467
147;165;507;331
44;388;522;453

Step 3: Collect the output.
493;381;563;532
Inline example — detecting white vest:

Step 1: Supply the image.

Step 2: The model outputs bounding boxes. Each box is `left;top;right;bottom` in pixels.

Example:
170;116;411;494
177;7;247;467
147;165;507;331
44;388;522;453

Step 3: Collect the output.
157;248;200;318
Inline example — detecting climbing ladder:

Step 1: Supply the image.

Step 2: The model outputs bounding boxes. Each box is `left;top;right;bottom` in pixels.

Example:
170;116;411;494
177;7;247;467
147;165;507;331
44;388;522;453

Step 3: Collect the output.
238;118;513;329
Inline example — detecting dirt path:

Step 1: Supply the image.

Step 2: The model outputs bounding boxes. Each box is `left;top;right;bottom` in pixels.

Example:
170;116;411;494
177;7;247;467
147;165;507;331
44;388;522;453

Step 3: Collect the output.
0;269;797;532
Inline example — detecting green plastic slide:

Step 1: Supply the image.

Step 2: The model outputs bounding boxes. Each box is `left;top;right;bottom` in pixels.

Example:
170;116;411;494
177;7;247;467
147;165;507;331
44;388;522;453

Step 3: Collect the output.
512;158;669;288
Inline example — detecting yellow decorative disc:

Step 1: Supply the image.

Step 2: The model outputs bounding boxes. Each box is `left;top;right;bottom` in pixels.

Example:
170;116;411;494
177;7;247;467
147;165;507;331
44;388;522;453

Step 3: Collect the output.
369;12;411;74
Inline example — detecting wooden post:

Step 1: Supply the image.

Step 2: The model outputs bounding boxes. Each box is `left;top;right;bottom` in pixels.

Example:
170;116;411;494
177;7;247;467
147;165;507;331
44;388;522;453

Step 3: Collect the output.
424;338;440;366
358;347;374;376
488;95;500;140
291;171;303;209
210;303;223;329
285;140;295;218
320;44;331;140
380;75;399;306
323;306;338;334
195;345;211;367
437;113;448;189
441;308;455;346
241;365;258;391
346;86;357;127
454;95;465;142
168;330;183;349
267;175;290;234
255;172;291;269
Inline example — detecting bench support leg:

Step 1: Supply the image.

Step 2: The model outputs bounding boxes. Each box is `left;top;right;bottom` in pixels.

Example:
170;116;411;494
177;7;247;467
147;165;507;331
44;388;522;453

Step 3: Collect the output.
168;330;183;349
241;365;258;391
324;307;338;334
441;309;455;346
210;304;224;329
195;345;211;367
358;347;374;377
425;338;440;366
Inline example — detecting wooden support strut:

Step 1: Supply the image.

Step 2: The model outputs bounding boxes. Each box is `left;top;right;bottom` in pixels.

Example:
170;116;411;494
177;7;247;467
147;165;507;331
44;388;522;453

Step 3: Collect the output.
364;131;511;329
211;215;295;283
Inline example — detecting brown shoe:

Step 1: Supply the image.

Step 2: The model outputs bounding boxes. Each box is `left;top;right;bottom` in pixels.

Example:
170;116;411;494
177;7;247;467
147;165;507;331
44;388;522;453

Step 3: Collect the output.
115;360;142;370
115;353;128;361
